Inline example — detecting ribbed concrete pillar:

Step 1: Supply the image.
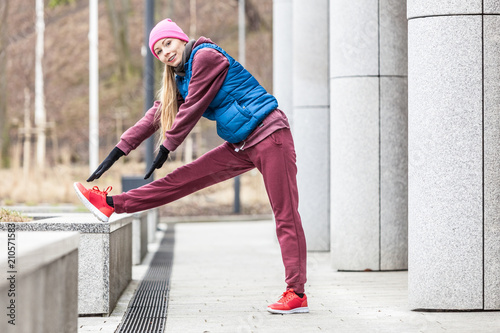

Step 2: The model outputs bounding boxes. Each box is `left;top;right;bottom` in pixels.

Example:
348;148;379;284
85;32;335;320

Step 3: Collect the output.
408;1;500;310
330;0;408;270
292;0;330;251
273;0;293;127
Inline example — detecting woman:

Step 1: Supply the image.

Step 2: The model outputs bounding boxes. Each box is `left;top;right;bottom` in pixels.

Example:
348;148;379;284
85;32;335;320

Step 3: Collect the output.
74;18;308;314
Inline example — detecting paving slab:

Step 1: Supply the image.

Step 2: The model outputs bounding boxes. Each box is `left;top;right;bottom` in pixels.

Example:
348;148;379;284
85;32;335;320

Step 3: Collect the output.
78;220;500;332
165;221;500;333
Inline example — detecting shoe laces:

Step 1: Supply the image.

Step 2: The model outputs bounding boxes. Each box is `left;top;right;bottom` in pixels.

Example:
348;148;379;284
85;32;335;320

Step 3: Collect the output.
277;289;297;303
90;186;112;195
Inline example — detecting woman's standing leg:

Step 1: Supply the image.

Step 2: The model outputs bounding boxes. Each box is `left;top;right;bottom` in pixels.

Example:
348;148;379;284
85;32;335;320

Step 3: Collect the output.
113;142;254;214
246;128;307;294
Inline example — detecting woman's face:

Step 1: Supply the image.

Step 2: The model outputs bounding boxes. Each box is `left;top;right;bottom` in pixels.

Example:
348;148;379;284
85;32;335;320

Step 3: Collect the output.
153;38;186;66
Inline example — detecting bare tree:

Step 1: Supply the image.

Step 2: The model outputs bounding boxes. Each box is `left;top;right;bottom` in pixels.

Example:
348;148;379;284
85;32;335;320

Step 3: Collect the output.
0;0;9;168
35;0;46;169
160;0;174;20
105;0;133;79
190;0;197;38
245;0;265;32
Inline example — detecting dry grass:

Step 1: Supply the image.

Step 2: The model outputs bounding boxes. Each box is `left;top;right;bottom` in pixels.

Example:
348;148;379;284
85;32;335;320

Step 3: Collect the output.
0;208;33;222
0;160;272;216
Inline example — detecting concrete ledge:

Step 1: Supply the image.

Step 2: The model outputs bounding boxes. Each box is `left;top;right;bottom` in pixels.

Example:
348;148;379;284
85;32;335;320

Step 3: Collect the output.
147;208;159;243
160;214;273;224
0;232;79;333
132;212;148;265
0;213;133;316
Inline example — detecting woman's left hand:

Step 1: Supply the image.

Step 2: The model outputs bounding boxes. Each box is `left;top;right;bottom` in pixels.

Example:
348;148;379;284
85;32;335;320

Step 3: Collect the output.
144;145;170;179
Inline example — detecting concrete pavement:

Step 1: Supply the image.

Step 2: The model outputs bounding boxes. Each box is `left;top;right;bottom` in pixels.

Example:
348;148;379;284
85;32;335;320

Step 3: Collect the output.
79;220;500;333
166;220;500;333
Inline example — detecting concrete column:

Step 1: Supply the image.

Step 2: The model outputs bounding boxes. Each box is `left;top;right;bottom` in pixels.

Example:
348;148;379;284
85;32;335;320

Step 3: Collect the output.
408;1;500;309
292;0;330;251
273;0;293;127
330;0;408;270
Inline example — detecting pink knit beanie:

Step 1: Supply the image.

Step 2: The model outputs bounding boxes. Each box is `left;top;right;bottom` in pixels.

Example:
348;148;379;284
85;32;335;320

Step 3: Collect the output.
149;18;189;59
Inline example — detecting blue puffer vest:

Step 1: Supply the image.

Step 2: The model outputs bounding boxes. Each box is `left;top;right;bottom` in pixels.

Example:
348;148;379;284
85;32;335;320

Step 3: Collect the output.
176;43;278;143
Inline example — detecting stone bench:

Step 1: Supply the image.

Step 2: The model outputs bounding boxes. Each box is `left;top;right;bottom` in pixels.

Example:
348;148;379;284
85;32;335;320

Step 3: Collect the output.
147;208;159;243
0;213;133;316
131;208;160;265
121;176;159;244
132;212;148;265
0;231;79;333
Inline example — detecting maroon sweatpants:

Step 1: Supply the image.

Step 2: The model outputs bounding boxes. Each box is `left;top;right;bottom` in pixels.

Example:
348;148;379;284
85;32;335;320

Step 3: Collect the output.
113;128;307;293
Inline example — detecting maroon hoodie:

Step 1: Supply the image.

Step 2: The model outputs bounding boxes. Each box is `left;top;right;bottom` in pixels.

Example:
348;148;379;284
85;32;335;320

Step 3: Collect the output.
116;37;289;155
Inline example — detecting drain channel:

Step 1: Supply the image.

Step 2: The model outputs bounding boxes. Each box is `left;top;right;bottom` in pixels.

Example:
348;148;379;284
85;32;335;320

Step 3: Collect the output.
117;224;175;333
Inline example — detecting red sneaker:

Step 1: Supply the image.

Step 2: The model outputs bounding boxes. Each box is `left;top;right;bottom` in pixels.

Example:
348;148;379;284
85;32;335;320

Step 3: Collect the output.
73;182;114;222
267;289;309;314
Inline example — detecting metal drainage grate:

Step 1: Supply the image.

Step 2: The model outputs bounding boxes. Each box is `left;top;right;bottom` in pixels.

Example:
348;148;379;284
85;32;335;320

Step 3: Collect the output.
117;224;175;333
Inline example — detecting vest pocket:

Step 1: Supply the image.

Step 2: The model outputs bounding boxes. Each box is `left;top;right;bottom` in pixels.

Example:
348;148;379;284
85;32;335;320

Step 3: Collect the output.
229;100;251;118
215;101;253;143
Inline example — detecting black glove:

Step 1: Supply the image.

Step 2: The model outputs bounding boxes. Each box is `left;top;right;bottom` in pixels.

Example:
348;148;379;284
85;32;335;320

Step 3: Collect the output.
87;147;125;182
144;145;170;179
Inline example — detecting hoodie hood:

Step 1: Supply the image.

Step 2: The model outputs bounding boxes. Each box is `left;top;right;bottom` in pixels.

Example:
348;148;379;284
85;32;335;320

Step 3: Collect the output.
174;37;216;77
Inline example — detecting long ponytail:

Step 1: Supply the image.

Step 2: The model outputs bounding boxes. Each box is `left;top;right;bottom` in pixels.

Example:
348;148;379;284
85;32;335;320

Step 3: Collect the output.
155;64;178;147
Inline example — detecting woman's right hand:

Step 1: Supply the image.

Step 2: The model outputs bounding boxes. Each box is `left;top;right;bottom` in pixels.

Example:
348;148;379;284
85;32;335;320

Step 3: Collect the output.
144;145;170;179
87;147;125;182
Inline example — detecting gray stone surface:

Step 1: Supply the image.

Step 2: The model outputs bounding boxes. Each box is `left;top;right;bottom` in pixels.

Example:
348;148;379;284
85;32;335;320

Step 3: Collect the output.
147;208;159;243
485;0;500;13
483;14;500;310
292;0;330;251
292;0;329;106
76;217;132;315
273;0;293;127
407;0;482;19
329;0;406;76
294;106;330;251
78;234;107;314
330;77;380;270
0;231;79;275
0;232;79;333
330;0;408;271
163;221;500;333
78;226;167;333
380;0;408;75
0;213;134;315
380;76;408;270
76;220;500;333
132;212;148;265
0;213;132;233
141;214;148;259
408;15;484;309
330;0;379;77
109;221;132;315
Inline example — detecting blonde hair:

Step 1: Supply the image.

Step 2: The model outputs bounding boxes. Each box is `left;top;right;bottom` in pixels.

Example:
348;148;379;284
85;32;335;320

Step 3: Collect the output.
155;64;178;147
